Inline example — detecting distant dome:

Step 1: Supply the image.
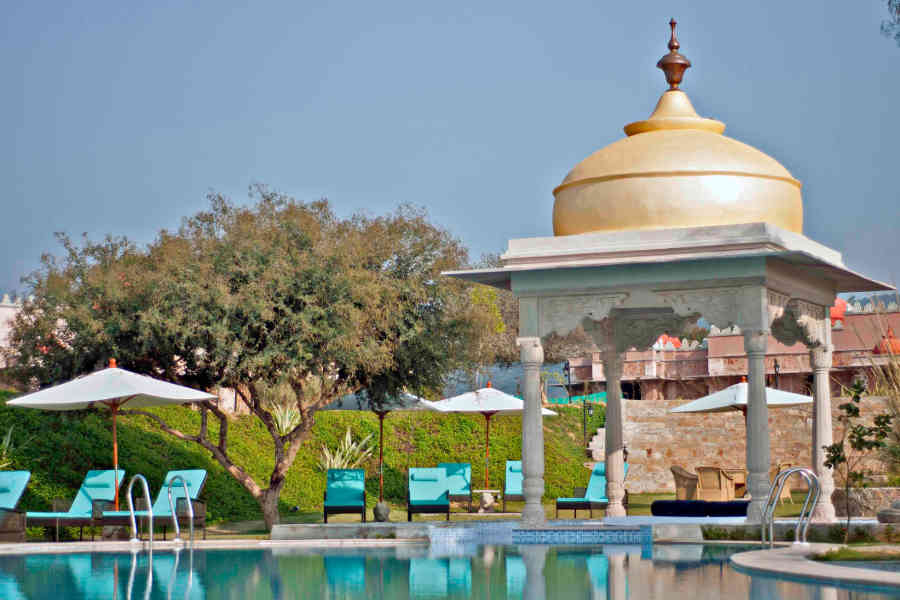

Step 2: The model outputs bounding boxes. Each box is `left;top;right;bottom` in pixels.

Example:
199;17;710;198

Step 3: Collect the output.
552;23;803;237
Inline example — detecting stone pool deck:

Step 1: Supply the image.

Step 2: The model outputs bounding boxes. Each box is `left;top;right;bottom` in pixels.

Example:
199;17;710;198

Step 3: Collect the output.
731;544;900;590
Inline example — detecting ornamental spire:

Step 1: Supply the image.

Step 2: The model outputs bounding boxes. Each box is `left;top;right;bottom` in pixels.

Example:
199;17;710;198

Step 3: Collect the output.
656;18;691;90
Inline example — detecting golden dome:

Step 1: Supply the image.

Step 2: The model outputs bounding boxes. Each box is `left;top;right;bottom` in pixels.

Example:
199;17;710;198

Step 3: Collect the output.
552;22;803;237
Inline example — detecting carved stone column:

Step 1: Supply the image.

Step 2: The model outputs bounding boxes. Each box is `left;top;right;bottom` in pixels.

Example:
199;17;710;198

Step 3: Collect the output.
771;299;837;522
743;329;771;522
810;340;837;522
607;553;627;600
520;545;548;600
518;337;545;526
602;346;627;517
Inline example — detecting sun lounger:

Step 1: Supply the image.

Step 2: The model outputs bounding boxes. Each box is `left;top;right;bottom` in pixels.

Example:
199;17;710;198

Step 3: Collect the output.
502;460;523;512
26;469;125;541
556;463;629;518
438;462;472;511
323;469;366;523
99;469;208;539
0;471;31;542
407;467;450;521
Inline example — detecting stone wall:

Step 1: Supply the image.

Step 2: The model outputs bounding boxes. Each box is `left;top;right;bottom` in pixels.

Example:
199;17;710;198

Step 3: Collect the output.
588;396;893;494
832;487;900;517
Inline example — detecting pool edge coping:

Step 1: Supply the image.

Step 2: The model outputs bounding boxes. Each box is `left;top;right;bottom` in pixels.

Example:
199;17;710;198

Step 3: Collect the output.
0;538;429;556
730;544;900;590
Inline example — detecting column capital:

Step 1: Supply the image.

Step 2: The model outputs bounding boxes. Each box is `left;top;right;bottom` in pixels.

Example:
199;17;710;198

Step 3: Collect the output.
742;328;769;355
517;337;544;365
810;344;834;371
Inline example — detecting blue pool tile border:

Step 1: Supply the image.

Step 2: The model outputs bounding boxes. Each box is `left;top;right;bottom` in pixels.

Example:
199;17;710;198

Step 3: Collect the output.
511;526;652;545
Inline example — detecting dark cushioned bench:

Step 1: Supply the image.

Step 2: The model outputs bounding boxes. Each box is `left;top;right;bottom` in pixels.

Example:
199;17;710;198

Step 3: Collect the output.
650;499;749;517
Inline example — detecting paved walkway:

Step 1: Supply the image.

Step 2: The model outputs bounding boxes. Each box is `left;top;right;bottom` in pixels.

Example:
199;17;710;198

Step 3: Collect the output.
730;544;900;589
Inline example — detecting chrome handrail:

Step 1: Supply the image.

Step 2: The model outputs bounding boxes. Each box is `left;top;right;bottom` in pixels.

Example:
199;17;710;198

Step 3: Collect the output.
127;474;154;546
166;475;194;543
761;467;820;547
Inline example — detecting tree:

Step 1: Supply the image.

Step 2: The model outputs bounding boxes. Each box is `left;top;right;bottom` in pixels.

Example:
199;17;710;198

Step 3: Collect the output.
823;380;893;543
6;187;484;529
883;0;900;47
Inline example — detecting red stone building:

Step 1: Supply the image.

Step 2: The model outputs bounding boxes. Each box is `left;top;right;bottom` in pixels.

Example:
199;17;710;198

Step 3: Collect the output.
567;303;900;400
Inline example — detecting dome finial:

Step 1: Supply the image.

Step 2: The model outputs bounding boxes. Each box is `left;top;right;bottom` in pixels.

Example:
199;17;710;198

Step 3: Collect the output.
668;18;680;51
657;18;691;90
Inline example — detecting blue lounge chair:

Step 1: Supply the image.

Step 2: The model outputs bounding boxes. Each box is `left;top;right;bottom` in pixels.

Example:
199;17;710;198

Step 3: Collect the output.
505;555;525;598
324;469;366;523
438;462;472;510
0;470;30;542
325;556;366;591
502;460;523;512
99;469;208;539
407;467;449;521
26;469;125;541
555;463;629;518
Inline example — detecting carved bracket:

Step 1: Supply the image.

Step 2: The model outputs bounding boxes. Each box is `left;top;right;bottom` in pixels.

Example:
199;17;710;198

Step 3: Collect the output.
656;287;752;330
581;307;701;353
770;299;827;349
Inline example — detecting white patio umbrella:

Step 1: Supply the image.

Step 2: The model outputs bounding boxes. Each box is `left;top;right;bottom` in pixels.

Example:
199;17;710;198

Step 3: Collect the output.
7;359;216;508
669;381;812;417
421;385;556;488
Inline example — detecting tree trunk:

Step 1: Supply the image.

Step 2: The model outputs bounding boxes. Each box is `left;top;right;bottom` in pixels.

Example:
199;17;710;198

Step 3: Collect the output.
260;487;282;530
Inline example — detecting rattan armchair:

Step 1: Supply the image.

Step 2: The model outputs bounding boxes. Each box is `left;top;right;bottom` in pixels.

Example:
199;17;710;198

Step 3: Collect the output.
670;466;699;500
696;466;735;502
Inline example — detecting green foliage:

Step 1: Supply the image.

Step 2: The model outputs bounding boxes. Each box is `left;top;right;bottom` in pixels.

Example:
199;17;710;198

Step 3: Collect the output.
0;425;14;469
1;390;604;522
318;427;374;471
816;546;900;562
824;380;893;542
4;188;504;528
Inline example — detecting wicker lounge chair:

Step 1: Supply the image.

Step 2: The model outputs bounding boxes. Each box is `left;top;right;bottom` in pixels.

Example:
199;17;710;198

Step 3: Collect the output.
98;469;208;538
696;466;735;502
556;463;629;518
438;463;472;511
0;471;31;542
323;469;366;523
27;469;125;541
502;461;523;512
407;467;450;521
670;465;699;500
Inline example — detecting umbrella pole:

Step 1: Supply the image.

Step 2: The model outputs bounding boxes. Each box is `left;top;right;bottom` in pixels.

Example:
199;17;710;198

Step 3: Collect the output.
483;412;495;489
112;404;120;510
376;411;388;502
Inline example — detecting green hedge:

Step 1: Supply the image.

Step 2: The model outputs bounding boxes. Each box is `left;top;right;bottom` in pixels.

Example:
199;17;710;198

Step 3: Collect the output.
0;390;604;522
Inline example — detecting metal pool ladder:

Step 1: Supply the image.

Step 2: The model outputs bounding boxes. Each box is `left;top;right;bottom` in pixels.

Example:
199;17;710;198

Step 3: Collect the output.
127;474;154;546
761;466;820;547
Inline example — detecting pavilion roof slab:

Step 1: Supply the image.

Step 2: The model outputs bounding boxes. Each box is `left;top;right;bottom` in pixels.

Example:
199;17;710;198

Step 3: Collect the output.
444;222;892;294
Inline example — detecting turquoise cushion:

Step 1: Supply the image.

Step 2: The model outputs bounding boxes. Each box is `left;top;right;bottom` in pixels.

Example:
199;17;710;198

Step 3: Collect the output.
150;469;207;516
439;463;471;496
325;469;365;507
504;461;523;495
408;468;448;505
0;471;30;511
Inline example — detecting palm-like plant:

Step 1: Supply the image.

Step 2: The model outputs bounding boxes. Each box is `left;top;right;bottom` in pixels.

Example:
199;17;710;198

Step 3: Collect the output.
0;427;15;470
318;427;374;471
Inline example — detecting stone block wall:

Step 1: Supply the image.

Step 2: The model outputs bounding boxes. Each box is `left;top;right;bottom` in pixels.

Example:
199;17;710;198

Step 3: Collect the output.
588;396;893;494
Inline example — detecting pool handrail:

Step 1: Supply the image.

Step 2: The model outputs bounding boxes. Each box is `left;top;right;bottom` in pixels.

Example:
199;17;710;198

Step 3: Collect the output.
127;474;154;546
166;474;194;542
761;466;819;546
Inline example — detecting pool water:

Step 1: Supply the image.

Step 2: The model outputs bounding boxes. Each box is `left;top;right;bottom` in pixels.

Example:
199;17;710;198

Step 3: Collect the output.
0;543;896;599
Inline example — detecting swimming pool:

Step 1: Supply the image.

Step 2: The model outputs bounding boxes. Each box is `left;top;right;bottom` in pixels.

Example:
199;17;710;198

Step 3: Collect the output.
0;543;896;599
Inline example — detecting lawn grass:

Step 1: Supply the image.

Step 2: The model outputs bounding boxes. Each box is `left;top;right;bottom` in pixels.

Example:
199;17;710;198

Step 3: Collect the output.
813;547;900;562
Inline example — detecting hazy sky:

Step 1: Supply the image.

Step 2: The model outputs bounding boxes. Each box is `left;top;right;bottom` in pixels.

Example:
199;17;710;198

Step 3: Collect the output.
3;2;898;293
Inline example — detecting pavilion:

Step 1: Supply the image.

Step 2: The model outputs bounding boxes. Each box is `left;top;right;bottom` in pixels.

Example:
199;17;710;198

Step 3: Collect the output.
446;21;891;524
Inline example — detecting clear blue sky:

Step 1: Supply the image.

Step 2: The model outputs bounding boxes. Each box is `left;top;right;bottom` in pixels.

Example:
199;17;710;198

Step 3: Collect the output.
3;1;898;293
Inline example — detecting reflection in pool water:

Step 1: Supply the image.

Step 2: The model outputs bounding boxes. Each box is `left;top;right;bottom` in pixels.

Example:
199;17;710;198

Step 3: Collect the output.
0;543;896;599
